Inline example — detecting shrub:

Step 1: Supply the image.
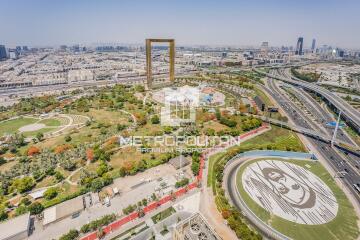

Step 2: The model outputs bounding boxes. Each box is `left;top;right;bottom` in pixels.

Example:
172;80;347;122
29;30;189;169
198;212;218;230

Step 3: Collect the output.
80;214;116;233
59;229;79;240
151;115;160;124
175;178;189;188
44;187;58;200
29;202;44;215
64;135;72;142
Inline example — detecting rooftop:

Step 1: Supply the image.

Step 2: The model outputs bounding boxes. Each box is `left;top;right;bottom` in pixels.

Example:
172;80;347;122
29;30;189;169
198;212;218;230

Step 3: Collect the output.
0;212;30;240
43;195;84;225
174;212;221;240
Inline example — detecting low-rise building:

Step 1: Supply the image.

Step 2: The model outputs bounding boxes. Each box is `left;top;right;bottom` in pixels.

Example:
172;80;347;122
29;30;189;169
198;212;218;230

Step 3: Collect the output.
43;196;84;226
0;213;30;240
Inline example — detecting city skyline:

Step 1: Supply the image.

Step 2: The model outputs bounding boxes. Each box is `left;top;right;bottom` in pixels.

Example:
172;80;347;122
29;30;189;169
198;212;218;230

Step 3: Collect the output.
1;0;360;49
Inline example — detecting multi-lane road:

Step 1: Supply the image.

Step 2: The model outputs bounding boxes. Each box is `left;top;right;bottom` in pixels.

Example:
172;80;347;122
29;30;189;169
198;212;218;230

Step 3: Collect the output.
264;73;360;203
254;67;360;134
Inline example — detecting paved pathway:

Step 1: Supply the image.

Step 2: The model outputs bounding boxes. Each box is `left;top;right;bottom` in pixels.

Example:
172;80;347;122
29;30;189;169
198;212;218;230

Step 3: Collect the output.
199;125;271;240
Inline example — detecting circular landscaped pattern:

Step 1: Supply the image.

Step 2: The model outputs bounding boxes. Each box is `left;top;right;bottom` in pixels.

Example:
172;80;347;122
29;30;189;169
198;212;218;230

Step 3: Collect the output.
241;160;338;225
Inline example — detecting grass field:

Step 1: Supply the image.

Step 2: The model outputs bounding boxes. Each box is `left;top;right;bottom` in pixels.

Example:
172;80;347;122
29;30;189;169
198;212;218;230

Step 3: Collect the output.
38;118;61;126
0;117;62;137
0;117;37;135
236;158;359;240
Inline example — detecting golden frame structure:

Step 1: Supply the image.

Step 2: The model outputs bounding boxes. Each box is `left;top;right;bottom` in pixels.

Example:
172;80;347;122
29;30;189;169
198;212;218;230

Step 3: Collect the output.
146;38;175;89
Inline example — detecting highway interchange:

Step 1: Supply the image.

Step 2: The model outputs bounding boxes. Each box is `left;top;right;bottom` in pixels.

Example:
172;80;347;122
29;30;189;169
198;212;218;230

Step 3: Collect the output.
264;68;360;203
254;67;360;134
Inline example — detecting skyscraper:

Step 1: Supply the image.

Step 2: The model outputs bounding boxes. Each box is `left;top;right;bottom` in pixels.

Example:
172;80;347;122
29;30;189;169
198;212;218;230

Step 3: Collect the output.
0;45;7;60
295;37;304;55
311;39;316;52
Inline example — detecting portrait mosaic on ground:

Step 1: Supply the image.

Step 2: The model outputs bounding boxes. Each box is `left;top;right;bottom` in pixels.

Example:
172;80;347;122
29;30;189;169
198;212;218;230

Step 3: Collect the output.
242;160;339;225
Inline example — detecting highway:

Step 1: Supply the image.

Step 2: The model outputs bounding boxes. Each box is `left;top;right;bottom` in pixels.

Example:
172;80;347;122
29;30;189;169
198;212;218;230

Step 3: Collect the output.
265;75;360;203
254;67;360;134
283;83;355;145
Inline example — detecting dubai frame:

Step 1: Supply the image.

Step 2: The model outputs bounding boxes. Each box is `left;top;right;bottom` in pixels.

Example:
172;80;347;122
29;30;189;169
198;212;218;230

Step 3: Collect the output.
146;38;175;89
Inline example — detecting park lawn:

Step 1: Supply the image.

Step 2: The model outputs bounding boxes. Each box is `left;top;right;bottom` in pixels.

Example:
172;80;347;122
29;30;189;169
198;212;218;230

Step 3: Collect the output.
236;158;359;240
38;118;61;126
110;146;162;169
81;109;130;125
34;126;100;149
254;87;273;106
0;117;38;136
35;176;58;188
132;122;163;136
22;127;55;137
202;120;230;132
40;182;80;208
240;125;306;152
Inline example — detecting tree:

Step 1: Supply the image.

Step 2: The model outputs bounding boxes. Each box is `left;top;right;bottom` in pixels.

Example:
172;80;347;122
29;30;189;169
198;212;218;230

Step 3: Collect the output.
27;146;40;156
0;210;8;222
29;202;44;215
86;148;94;162
15;205;29;216
13;177;35;193
60;159;76;171
151;115;160;124
20;197;31;206
54;171;65;182
91;178;104;192
0;157;6;166
96;162;109;177
36;132;44;141
64;135;72;142
44;187;58;200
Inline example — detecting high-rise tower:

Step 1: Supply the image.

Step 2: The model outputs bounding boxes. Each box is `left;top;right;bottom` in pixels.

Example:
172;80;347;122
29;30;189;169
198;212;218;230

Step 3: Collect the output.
311;38;316;52
295;37;304;55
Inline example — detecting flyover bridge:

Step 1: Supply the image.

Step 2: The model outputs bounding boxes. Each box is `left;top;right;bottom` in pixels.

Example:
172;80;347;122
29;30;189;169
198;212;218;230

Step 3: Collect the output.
255;114;360;154
253;68;360;134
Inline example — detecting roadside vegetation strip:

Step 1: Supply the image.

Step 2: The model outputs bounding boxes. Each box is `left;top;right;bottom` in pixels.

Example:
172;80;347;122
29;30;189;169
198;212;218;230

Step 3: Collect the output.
235;158;359;240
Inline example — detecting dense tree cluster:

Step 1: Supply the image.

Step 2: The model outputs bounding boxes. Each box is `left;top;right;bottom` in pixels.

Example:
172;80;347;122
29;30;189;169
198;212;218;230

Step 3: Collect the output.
191;152;201;176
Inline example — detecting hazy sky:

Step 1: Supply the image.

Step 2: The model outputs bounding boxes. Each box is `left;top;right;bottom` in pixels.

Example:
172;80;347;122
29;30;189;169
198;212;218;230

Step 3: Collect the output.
1;0;360;48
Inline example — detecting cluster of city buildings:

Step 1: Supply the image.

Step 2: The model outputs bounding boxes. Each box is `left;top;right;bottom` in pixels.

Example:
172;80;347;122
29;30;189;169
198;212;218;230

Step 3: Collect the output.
0;40;359;90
